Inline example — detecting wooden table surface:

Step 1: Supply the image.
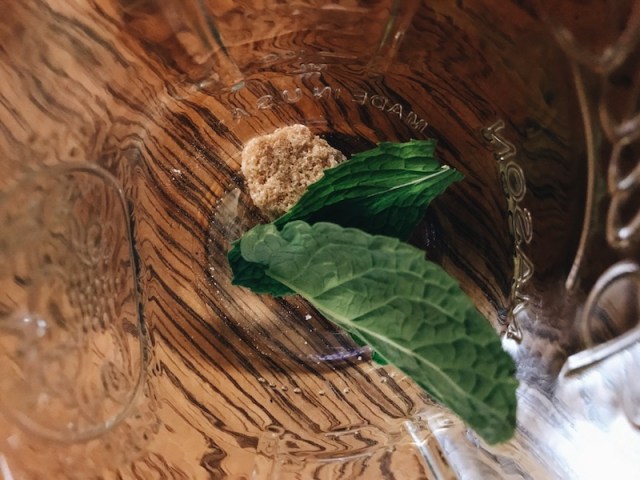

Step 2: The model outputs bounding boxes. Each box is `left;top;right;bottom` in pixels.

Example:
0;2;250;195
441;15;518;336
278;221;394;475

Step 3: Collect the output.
2;1;640;479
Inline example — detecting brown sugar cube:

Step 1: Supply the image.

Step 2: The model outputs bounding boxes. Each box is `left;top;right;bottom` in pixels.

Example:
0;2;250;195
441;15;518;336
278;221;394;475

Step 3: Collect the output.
241;124;346;219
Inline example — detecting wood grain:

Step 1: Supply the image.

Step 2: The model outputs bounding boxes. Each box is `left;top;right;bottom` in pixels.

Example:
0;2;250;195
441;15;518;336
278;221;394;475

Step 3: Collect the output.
0;1;619;479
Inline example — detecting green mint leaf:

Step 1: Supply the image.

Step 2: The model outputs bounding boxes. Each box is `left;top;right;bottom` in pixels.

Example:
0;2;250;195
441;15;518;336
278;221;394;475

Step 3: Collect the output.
275;139;462;239
230;139;462;295
228;243;294;295
241;221;518;444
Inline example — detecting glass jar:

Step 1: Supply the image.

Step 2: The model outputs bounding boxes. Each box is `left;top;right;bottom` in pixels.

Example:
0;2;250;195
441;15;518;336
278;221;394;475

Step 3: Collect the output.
2;0;640;478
